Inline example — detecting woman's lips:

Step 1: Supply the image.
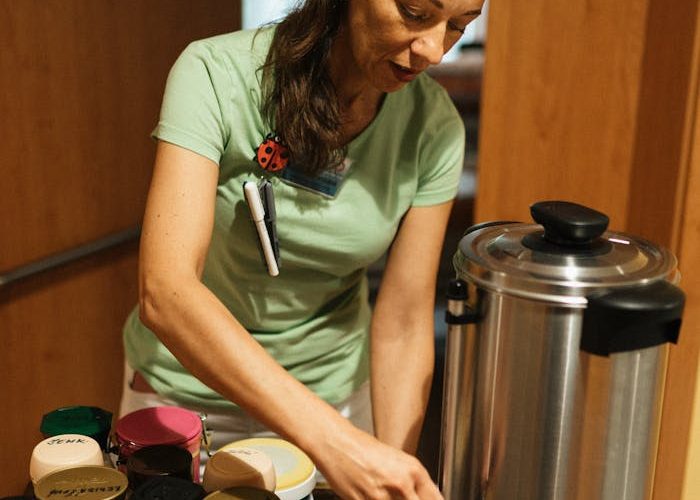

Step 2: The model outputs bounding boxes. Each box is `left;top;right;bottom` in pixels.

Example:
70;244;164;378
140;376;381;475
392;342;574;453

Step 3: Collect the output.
390;61;419;82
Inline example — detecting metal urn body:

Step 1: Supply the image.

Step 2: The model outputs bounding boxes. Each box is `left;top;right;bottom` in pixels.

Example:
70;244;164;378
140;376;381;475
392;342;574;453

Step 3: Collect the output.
439;201;685;500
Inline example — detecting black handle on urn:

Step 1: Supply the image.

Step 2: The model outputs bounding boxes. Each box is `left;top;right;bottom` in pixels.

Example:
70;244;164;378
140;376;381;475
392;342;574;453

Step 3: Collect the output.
581;280;685;356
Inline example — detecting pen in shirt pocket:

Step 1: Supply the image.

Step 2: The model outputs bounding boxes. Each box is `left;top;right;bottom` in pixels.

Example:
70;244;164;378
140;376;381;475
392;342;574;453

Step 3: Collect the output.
259;178;281;268
243;180;279;277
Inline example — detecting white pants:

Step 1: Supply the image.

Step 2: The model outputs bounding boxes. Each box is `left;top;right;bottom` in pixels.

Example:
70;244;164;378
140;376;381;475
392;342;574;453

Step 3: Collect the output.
118;363;374;483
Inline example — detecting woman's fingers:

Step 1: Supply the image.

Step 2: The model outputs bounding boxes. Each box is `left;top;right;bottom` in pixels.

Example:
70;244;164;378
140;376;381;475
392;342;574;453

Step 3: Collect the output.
385;459;443;499
415;474;443;499
403;464;442;500
315;425;444;499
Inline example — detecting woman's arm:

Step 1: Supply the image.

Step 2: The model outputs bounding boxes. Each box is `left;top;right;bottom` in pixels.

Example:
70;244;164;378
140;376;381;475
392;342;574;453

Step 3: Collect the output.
138;142;326;431
370;201;454;453
138;141;442;499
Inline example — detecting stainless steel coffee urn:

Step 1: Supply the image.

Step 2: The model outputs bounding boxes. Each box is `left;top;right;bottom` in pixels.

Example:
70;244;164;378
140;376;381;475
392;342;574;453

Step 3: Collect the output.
439;201;685;500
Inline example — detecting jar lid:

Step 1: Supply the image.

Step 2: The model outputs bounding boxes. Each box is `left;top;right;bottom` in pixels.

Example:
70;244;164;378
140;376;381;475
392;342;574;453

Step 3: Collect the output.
130;476;206;500
220;439;315;500
115;407;202;447
126;444;193;488
455;202;678;304
34;466;127;499
30;434;104;483
204;487;280;499
202;446;276;493
40;406;113;450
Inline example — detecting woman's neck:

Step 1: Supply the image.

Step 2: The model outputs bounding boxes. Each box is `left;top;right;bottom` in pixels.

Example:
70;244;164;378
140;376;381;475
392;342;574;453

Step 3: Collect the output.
328;28;383;114
329;29;384;144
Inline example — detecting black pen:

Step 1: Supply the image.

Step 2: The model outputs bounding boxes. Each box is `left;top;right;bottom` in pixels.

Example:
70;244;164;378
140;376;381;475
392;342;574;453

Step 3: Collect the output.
260;179;280;268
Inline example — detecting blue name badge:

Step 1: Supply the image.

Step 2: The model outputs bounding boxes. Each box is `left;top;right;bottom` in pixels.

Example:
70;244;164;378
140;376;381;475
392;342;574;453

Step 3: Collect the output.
279;159;352;199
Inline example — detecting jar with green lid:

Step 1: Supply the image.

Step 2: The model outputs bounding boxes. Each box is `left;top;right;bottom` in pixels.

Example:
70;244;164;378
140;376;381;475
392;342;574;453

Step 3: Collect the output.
33;465;127;499
41;406;113;451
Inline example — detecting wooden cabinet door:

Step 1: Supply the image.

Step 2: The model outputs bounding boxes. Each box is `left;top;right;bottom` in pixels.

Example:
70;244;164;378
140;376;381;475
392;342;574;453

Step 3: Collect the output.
0;1;239;494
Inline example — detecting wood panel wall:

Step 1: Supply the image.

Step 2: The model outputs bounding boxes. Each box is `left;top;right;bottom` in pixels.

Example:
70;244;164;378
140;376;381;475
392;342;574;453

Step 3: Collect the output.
0;1;239;495
475;0;699;498
655;3;700;498
678;75;700;500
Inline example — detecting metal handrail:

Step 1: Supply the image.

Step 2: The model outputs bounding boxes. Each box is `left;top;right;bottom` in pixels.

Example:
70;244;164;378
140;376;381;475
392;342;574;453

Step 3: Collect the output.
0;226;141;288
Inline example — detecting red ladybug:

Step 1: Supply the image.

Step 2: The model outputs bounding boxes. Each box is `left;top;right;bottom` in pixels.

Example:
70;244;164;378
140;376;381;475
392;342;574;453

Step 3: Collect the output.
254;134;289;172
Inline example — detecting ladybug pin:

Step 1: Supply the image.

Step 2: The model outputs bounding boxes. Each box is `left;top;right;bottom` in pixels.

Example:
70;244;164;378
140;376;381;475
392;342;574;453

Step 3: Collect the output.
254;133;290;172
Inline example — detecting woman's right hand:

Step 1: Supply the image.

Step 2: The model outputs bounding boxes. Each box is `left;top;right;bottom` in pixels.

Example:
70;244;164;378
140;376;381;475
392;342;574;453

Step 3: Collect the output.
309;423;443;500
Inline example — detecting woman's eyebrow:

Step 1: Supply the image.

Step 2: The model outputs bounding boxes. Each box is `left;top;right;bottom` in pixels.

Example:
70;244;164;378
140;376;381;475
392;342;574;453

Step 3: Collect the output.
427;0;482;15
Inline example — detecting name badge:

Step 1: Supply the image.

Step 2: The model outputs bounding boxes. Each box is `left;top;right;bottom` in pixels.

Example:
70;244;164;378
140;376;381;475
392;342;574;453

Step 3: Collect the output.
280;159;352;199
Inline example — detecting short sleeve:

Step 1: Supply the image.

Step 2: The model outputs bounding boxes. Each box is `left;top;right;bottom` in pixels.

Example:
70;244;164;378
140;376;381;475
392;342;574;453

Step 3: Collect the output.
152;41;231;165
412;97;466;207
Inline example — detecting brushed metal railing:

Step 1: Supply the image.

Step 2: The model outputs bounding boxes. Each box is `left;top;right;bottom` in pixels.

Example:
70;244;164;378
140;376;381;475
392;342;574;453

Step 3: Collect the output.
0;226;141;288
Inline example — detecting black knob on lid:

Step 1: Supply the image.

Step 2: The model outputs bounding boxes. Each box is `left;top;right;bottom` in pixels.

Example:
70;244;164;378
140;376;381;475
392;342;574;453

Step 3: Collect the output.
530;200;609;245
523;201;612;255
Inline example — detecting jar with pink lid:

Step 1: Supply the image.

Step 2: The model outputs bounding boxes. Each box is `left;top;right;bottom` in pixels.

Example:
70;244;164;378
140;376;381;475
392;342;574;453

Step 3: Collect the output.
114;406;204;482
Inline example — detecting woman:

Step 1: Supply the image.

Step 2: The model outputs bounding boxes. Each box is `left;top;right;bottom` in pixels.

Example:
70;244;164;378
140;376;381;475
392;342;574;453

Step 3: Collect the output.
120;0;484;497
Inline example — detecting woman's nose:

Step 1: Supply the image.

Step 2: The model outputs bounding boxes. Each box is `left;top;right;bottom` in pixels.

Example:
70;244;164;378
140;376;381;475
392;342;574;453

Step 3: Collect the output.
410;24;447;66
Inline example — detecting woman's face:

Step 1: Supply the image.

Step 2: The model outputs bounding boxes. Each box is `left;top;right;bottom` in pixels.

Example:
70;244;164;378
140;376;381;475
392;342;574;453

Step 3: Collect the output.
342;0;485;92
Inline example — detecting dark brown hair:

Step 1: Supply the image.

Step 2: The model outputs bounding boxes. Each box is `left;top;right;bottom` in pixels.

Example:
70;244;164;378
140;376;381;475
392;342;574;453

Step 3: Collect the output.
260;0;347;175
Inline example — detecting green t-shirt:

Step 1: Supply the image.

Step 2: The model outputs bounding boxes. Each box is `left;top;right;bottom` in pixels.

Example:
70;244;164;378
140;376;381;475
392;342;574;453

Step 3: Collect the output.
123;28;466;408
